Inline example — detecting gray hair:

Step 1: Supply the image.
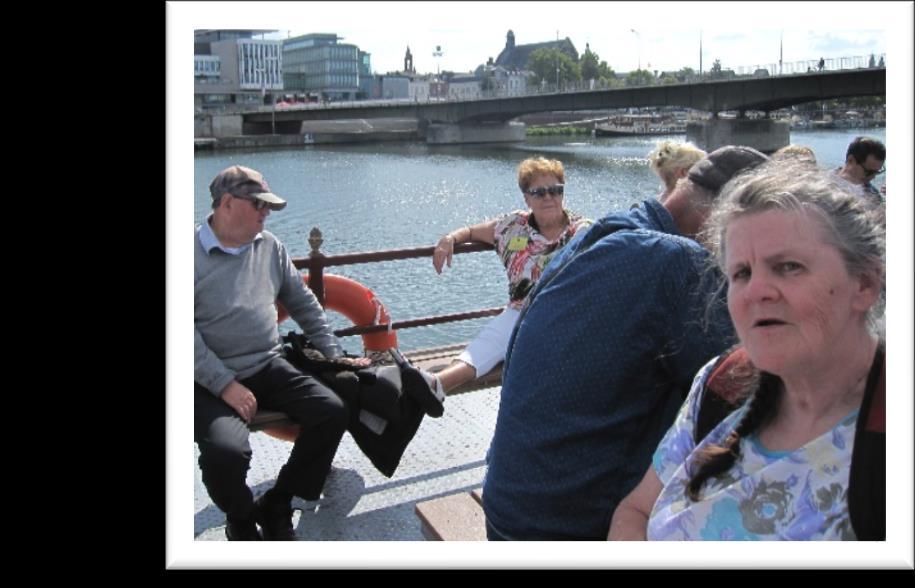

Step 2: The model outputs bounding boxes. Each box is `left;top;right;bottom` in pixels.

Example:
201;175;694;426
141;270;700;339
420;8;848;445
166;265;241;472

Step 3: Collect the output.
702;160;885;329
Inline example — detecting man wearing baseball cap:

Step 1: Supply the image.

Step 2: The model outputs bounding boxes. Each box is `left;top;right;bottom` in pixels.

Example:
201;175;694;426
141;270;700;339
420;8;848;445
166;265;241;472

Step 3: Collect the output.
195;165;368;540
483;146;769;540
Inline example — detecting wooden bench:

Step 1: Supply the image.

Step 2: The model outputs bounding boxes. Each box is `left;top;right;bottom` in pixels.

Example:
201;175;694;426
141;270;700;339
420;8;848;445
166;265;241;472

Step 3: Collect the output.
248;345;502;433
414;488;486;541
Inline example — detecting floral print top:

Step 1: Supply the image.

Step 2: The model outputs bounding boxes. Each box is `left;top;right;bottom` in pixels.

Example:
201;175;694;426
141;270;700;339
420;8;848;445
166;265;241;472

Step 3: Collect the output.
493;210;592;310
647;357;859;541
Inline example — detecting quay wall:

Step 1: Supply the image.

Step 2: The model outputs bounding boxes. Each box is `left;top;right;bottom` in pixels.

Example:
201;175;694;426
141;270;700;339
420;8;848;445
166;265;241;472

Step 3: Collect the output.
194;115;420;151
426;122;526;144
194;131;418;151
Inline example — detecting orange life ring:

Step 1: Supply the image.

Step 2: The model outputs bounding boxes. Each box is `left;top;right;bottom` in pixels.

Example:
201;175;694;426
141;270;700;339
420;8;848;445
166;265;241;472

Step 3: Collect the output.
276;273;398;351
267;274;397;443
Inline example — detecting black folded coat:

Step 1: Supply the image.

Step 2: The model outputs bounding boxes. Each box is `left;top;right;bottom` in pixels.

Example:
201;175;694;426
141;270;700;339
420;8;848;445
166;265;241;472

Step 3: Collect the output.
282;332;427;478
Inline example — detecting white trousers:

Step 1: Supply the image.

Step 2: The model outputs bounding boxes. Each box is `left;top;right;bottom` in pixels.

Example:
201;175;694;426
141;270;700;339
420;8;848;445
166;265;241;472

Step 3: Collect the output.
457;306;521;376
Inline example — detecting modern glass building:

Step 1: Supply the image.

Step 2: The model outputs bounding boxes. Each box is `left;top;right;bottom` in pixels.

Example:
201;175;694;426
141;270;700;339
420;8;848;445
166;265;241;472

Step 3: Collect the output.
282;33;367;101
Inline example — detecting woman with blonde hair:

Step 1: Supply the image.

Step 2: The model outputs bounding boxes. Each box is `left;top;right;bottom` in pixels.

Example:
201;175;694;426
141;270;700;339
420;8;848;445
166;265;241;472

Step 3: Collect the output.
772;144;817;166
648;140;707;201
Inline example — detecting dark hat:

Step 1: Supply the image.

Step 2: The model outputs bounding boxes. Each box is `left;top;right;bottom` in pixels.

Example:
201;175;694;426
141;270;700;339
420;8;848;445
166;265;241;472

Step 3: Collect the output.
209;165;287;211
687;145;770;196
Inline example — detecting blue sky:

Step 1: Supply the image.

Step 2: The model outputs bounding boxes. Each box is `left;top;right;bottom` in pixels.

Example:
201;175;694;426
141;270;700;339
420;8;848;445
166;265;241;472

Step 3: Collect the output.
189;1;891;75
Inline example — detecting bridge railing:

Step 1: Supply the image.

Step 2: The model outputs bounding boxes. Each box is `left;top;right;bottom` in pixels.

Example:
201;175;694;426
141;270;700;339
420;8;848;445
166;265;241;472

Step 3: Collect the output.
234;53;886;115
732;53;886;76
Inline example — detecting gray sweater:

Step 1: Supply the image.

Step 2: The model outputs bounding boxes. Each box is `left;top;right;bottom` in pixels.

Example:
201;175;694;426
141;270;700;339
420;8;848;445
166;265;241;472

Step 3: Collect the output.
194;224;343;396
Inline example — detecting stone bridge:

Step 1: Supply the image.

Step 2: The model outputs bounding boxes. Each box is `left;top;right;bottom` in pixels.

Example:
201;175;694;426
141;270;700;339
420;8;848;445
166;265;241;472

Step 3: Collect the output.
232;67;884;150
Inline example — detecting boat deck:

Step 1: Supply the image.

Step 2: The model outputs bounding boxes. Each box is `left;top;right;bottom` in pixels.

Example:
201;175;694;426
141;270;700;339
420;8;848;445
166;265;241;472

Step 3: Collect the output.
194;384;500;541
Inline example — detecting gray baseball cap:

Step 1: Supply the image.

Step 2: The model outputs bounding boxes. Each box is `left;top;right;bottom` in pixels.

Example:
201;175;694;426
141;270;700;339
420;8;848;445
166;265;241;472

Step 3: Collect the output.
209;165;287;211
687;145;770;196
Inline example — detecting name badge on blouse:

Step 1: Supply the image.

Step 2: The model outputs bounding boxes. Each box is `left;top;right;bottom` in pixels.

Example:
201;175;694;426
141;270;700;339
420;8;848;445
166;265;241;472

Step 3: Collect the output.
507;236;529;251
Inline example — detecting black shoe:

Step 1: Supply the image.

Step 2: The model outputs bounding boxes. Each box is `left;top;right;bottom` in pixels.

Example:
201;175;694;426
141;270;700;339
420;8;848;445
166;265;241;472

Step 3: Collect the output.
254;494;297;541
225;515;262;541
389;348;445;418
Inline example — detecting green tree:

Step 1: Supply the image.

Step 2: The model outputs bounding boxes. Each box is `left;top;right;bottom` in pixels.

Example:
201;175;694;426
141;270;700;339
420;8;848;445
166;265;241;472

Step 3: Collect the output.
597;68;618;88
580;46;599;81
677;67;696;81
709;59;723;79
527;48;581;87
625;69;655;87
605;75;625;88
659;72;679;85
580;45;615;84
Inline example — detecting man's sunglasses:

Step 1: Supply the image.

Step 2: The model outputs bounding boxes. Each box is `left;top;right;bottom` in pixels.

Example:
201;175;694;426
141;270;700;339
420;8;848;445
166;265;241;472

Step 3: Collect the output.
856;159;886;178
233;194;270;211
525;184;565;198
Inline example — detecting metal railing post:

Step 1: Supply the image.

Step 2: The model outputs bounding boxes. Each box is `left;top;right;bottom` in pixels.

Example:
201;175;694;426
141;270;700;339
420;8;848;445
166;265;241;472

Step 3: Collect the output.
308;227;326;307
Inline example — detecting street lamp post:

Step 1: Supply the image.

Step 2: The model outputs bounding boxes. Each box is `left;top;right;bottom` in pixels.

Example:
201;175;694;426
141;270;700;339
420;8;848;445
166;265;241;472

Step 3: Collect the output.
779;30;783;76
699;29;703;78
630;29;641;72
555;30;560;91
260;60;276;135
433;45;443;78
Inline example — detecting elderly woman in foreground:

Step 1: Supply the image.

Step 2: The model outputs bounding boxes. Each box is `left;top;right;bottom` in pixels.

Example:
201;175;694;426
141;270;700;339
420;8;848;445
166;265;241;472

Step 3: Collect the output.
608;160;885;541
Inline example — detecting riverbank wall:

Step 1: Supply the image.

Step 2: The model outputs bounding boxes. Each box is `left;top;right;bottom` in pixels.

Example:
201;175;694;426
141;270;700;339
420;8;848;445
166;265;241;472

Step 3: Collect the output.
195;116;420;151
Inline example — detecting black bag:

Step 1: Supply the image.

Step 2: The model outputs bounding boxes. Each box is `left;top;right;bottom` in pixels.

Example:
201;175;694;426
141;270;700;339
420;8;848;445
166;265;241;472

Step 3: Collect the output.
281;332;426;478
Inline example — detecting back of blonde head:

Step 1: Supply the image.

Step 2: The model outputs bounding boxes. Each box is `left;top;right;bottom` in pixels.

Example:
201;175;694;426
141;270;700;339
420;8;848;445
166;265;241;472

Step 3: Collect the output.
648;141;707;191
772;144;817;165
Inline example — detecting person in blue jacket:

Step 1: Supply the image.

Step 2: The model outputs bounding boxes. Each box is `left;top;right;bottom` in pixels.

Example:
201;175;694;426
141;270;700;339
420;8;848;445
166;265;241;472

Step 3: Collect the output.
482;146;769;540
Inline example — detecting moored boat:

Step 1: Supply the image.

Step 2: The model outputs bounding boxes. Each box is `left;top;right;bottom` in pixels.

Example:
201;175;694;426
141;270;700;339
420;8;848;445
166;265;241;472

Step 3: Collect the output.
594;114;686;136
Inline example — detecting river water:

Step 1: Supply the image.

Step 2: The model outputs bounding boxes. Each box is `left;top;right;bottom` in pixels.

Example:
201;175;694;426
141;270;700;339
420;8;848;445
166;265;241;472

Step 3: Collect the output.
194;129;886;354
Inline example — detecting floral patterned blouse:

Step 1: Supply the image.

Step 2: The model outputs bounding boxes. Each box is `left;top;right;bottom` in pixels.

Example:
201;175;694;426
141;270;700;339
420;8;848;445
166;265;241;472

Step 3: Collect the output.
493;210;592;310
647;357;859;541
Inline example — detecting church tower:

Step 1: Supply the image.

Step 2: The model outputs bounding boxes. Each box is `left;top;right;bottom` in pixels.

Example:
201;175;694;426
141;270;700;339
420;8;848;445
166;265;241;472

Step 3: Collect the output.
404;46;414;73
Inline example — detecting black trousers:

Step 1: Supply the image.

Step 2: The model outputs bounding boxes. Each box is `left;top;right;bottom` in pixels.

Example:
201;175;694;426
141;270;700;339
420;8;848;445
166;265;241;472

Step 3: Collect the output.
194;356;348;520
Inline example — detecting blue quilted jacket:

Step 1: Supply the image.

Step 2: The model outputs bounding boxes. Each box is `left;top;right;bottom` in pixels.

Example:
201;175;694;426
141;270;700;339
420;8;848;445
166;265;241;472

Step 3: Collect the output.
482;198;736;540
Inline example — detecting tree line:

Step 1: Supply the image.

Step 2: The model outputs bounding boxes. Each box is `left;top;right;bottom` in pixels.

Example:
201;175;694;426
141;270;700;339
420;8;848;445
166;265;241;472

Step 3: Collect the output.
521;46;692;88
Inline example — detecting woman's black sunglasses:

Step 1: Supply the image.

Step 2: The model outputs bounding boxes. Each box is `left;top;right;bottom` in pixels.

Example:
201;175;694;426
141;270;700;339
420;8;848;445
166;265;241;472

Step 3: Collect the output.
525;184;564;198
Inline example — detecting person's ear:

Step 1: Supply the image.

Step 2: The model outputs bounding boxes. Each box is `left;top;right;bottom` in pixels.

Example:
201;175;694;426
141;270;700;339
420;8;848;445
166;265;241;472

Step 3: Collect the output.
851;269;882;313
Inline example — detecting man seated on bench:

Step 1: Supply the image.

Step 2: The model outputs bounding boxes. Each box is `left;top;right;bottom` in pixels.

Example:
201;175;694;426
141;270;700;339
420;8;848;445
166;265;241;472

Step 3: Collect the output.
195;165;443;541
195;165;373;541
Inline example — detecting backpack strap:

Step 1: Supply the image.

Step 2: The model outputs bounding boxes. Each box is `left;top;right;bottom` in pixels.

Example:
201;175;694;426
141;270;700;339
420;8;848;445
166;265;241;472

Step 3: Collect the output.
694;346;756;444
848;345;885;540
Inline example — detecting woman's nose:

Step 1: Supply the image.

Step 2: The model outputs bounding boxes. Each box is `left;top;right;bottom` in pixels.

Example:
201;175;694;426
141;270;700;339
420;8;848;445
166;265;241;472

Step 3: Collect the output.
743;271;778;303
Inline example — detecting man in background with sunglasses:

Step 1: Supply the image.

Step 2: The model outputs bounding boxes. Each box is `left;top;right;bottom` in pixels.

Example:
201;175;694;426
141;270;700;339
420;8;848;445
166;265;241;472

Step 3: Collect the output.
836;136;886;207
195;165;370;540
